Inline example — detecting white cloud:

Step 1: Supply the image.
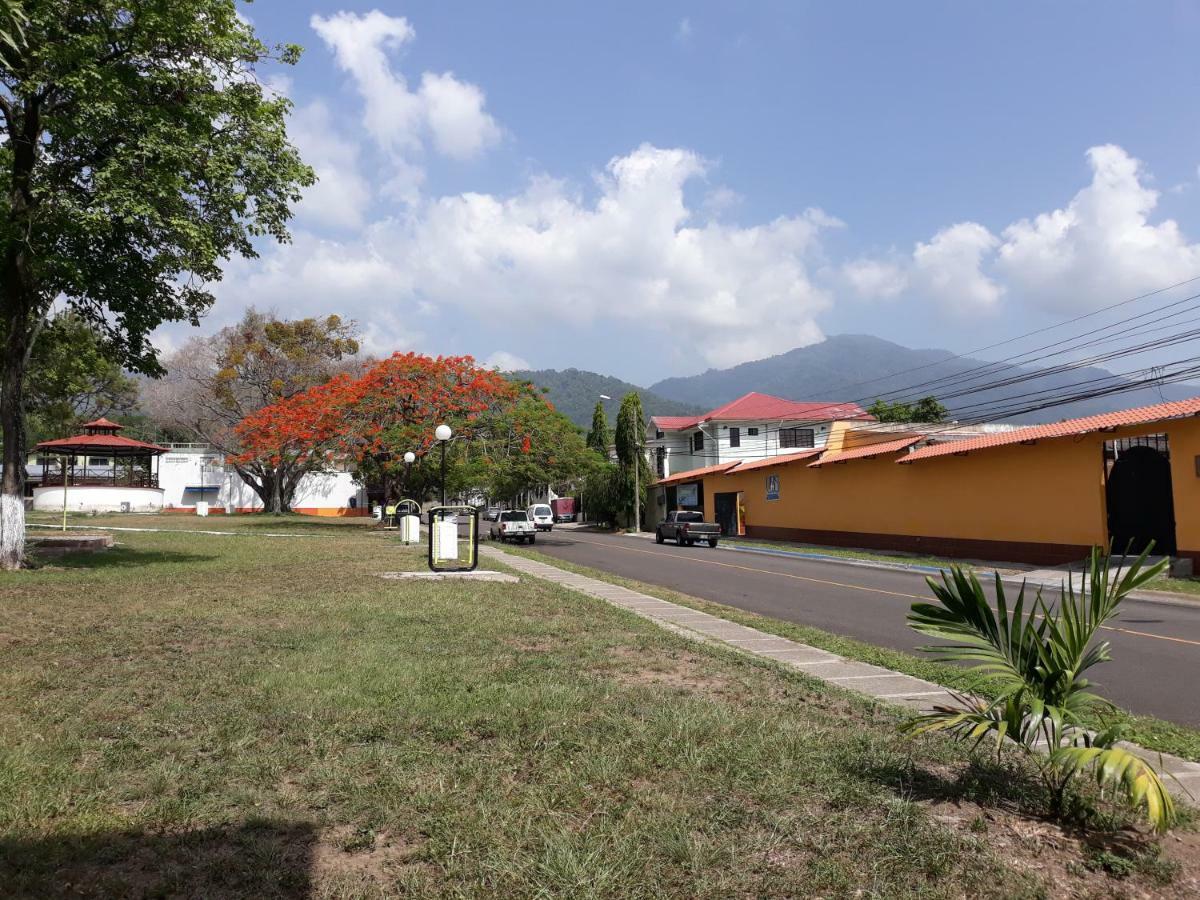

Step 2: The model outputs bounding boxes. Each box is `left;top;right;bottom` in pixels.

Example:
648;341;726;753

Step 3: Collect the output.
389;144;837;368
995;144;1200;312
848;145;1200;316
484;351;531;372
288;101;372;229
841;257;908;300
913;222;1003;312
210;144;836;369
675;18;693;43
310;10;500;163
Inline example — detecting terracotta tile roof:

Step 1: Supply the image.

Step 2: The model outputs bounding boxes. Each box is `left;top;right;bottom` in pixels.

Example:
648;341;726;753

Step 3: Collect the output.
808;435;921;467
654;462;740;486
36;434;169;455
902;396;1200;463
733;450;822;472
651;393;872;431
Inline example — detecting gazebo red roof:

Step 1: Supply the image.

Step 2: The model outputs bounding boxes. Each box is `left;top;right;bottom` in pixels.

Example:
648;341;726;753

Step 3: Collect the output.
36;418;168;457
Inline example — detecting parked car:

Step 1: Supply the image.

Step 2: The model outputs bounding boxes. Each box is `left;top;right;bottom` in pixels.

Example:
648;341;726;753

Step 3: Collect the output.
490;510;536;544
655;510;721;548
527;503;554;531
550;497;576;523
483;507;502;522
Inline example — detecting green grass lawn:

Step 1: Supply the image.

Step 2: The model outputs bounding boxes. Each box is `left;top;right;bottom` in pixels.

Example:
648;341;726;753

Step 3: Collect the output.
1;519;1194;896
720;536;1028;574
1144;575;1200;598
506;545;1200;767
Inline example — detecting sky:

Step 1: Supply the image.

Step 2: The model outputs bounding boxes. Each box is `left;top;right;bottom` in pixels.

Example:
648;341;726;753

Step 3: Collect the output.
162;1;1200;385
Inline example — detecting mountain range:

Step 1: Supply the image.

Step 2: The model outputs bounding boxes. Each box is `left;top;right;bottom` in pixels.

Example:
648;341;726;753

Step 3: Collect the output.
518;334;1199;429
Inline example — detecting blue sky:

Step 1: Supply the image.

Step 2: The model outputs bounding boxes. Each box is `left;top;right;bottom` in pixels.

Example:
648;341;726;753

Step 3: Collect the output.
177;1;1200;384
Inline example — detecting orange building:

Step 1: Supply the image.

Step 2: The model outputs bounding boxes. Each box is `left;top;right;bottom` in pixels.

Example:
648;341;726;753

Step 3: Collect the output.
654;397;1200;566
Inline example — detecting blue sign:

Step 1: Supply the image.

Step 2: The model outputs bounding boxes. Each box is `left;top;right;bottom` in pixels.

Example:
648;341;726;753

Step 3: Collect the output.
766;474;780;501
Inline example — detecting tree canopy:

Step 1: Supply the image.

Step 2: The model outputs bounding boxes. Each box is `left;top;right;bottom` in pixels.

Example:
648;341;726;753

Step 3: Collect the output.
25;313;138;445
0;1;313;568
867;396;948;423
586;401;610;455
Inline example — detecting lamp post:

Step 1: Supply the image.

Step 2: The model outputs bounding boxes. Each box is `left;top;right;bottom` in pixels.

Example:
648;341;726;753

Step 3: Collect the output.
434;424;452;506
402;450;415;501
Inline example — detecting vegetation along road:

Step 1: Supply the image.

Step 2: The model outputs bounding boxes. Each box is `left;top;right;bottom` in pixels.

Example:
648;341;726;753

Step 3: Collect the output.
529;530;1200;728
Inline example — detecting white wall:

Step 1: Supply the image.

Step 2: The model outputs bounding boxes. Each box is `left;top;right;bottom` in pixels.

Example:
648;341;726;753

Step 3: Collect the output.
647;420;837;476
159;447;365;513
32;485;163;513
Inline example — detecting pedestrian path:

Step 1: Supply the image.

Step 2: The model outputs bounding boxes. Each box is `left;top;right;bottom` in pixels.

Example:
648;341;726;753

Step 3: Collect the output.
483;544;1200;802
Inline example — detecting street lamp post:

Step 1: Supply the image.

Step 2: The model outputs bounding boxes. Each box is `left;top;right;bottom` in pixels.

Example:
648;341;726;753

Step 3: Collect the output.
434;424;452;506
402;450;415;499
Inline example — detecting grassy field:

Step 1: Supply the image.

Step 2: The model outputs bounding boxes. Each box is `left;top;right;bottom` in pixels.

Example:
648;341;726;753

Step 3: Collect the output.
2;515;1196;897
507;544;1200;766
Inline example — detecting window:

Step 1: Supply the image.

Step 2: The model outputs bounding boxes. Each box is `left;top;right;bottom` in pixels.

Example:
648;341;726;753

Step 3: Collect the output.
779;427;815;449
500;511;528;521
655;447;665;477
747;427;759;436
692;431;705;452
655;429;664;440
89;457;110;468
729;427;741;448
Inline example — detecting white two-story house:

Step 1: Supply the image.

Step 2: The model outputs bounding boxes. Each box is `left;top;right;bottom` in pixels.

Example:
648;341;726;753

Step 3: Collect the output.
646;392;873;480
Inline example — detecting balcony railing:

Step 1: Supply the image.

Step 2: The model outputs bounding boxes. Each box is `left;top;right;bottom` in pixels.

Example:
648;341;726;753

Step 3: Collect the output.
39;469;159;489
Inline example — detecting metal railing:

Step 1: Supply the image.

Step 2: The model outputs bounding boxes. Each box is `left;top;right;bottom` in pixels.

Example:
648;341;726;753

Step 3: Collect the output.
40;469;159;488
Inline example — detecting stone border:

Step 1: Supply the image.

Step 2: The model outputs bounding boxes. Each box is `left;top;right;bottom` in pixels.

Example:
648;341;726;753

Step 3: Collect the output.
483;545;1200;802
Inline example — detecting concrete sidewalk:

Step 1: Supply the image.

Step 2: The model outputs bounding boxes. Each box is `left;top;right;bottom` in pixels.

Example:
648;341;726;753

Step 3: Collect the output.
484;544;1200;802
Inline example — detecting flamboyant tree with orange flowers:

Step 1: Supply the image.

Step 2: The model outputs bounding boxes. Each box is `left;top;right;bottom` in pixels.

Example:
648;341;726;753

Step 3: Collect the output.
233;353;592;509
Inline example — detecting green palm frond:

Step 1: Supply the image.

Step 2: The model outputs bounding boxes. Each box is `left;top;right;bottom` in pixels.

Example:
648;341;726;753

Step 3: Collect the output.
1049;744;1176;832
908;569;1043;698
902;546;1173;830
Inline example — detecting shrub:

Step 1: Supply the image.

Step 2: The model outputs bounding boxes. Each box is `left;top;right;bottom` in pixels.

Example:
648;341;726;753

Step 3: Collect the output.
903;547;1175;831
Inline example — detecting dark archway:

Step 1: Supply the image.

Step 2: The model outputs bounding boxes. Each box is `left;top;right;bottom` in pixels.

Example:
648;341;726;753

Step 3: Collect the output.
1106;443;1176;556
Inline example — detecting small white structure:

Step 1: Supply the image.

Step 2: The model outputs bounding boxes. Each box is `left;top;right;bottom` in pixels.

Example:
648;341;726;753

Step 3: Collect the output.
33;418;167;513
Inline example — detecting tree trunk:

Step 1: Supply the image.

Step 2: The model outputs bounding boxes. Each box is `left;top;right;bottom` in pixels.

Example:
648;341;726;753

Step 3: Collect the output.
0;343;26;570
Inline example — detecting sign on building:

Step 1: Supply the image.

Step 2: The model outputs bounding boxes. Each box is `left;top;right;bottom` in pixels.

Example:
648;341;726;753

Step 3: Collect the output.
766;474;780;502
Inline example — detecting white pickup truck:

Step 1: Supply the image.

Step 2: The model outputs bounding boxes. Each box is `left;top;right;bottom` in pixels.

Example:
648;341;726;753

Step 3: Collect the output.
490;510;537;544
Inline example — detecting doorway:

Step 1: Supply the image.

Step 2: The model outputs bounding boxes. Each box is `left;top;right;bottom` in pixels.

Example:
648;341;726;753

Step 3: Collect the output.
1105;438;1176;556
714;491;743;536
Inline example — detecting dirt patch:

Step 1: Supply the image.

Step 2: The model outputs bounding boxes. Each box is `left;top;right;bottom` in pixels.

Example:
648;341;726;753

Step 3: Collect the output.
924;794;1200;897
311;825;431;886
604;645;738;698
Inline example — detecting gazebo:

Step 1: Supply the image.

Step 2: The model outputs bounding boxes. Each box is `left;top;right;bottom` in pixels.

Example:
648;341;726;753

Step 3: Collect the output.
33;418;168;513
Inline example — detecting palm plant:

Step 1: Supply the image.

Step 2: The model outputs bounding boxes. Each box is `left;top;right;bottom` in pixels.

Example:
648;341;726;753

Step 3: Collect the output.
904;546;1175;831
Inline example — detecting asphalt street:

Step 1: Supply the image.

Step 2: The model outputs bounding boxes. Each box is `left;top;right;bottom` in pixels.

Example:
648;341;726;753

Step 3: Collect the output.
527;529;1200;727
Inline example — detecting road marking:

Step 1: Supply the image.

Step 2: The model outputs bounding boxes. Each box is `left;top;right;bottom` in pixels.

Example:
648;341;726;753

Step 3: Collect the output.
558;535;1200;650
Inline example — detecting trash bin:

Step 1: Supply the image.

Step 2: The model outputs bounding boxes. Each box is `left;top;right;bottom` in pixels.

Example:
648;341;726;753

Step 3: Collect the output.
399;514;421;544
195;501;209;517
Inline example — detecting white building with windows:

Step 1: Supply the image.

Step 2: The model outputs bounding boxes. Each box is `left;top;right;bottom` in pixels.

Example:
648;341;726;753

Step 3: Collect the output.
645;392;873;480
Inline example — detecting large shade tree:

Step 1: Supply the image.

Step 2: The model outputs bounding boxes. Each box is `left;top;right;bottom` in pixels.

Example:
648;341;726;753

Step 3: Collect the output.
0;1;313;568
232;354;523;507
142;308;360;513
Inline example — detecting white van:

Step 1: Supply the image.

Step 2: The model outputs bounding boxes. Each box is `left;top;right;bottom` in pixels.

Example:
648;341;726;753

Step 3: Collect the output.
527;503;554;531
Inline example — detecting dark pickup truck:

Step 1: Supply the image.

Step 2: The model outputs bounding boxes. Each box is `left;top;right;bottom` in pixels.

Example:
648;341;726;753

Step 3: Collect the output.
655;510;721;548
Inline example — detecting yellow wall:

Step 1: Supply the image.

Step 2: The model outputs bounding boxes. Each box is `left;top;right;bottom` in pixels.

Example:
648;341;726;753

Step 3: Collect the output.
701;416;1200;557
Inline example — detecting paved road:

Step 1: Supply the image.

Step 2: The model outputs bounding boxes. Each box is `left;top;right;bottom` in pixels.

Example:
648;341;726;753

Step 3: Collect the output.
528;529;1200;727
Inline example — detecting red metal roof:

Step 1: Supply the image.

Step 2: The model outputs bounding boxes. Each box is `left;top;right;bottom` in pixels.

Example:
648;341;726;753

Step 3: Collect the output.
82;417;123;431
808;435;921;467
651;415;702;430
36;433;169;455
902;396;1200;463
654;462;740;486
651;392;872;431
733;450;822;472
